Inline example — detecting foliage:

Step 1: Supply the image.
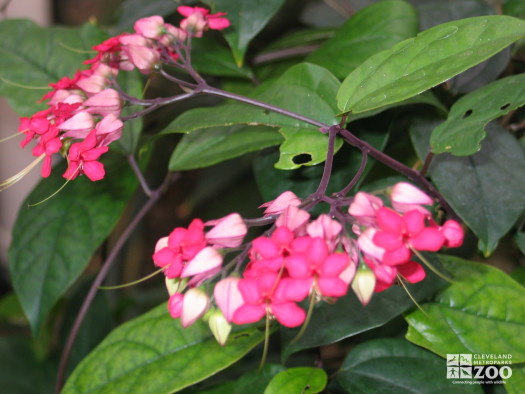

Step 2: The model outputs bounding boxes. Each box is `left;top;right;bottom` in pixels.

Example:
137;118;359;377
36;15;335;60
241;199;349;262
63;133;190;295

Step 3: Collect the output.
0;0;524;393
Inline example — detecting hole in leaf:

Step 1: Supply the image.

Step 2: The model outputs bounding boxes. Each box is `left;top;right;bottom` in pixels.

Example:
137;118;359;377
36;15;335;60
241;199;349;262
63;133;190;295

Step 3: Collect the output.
462;109;473;119
292;153;312;165
500;103;511;111
304;384;311;391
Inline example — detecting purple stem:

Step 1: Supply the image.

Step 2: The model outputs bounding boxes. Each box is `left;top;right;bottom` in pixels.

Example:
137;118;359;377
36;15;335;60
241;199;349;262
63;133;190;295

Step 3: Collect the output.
335;150;368;197
312;125;338;198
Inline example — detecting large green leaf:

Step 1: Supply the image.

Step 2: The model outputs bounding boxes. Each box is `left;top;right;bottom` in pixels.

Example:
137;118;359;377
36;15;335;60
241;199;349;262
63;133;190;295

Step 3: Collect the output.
62;303;264;393
8;154;137;335
337;15;525;114
307;0;418;79
203;0;286;66
430;74;525;156
281;262;445;359
169;125;282;171
405;255;525;362
336;338;481;393
0;19;107;116
264;367;327;394
163;63;340;134
411;120;525;255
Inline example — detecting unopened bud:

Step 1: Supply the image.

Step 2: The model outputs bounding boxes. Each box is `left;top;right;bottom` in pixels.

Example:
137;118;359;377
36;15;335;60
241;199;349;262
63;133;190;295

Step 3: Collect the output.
351;264;376;306
181;288;210;328
208;309;232;346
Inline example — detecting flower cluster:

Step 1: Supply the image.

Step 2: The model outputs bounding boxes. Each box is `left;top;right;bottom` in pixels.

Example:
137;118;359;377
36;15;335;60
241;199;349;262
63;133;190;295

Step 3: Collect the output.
349;182;464;292
15;7;229;182
153;182;464;346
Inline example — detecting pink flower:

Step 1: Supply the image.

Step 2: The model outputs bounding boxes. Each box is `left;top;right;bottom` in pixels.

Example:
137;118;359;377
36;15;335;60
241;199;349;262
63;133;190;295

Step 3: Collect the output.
119;34;160;73
168;289;211;327
307;214;342;251
348;192;383;227
232;272;306;328
58;111;95;139
168;293;184;318
440;220;464;248
205;213;247;248
178;6;230;37
83;89;122;117
214;277;244;323
275;205;310;235
260;191;301;216
94;113;123;147
152;219;207;278
373;208;445;265
159;24;187;46
63;130;108;181
181;246;223;278
390;182;433;214
134;16;165;39
285;237;351;298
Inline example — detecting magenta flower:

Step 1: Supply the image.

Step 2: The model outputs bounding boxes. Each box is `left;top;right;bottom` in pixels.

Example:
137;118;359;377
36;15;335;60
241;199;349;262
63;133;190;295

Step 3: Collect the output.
373;208;445;265
232;272;306;328
178;6;230;37
62;130;109;181
152;219;207;278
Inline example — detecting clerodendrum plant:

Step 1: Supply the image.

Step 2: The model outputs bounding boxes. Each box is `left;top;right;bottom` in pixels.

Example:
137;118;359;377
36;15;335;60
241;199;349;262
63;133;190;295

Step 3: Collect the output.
1;1;525;393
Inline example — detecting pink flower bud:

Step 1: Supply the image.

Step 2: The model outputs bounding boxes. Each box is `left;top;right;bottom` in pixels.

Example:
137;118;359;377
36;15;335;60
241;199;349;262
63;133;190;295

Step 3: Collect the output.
275;205;310;235
134;16;165;39
214;277;243;323
205;213;247;248
390;182;433;214
348;192;383;226
351;265;376;305
84;89;122;117
119;34;160;73
440;220;464;248
260;191;301;216
58;111;95;139
160;24;187;46
181;246;223;278
307;214;342;250
95;113;123;147
168;292;184;319
181;288;210;327
208;309;232;346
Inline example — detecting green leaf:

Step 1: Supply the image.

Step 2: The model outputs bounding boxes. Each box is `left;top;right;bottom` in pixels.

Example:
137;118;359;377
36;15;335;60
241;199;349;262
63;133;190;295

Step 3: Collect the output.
336;338;481;393
431;74;525;155
203;0;286;66
337;15;525;114
275;128;343;170
8;153;137;335
0;20;107;116
505;364;525;394
282;261;445;359
163;63;340;133
411;120;525;255
192;37;254;78
405;255;525;362
62;303;264;393
0;337;57;394
169;125;282;171
307;0;418;79
264;367;327;394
